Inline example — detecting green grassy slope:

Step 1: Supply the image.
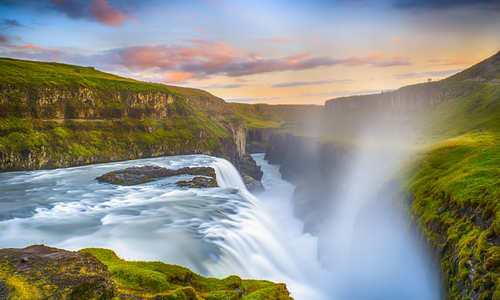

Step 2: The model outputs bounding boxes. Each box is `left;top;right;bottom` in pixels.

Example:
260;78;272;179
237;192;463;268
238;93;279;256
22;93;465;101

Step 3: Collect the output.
0;245;291;299
403;77;500;299
0;57;178;93
81;248;292;300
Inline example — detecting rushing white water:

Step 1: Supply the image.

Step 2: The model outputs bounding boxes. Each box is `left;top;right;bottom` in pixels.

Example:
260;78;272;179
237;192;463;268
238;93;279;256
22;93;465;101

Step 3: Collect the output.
0;151;441;299
0;154;328;299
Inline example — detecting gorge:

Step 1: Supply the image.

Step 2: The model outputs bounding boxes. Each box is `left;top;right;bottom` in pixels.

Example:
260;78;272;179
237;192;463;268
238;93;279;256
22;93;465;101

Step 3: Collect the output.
0;50;499;299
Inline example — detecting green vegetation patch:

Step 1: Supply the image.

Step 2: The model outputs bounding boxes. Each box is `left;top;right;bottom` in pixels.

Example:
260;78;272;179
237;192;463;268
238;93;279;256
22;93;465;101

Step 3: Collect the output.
403;131;499;300
81;248;292;299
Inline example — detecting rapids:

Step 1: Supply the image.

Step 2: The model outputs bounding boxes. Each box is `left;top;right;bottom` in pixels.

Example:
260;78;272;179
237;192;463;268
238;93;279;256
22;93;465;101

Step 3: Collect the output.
0;154;328;299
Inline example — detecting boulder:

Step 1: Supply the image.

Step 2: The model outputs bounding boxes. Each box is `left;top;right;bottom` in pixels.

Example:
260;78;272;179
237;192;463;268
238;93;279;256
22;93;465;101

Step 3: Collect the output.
97;165;217;186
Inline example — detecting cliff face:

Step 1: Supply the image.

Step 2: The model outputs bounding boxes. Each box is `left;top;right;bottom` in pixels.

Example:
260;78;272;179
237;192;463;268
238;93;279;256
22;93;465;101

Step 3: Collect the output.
264;133;351;234
325;82;446;114
0;58;262;185
0;84;175;119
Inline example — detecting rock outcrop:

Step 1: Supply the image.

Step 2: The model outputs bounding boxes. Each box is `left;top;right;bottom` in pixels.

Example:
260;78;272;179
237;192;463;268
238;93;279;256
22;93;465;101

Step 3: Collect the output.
0;245;114;299
0;245;293;299
97;165;216;185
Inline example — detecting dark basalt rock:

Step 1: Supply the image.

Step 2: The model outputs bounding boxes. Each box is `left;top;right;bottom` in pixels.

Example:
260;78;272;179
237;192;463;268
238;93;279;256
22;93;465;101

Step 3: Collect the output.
242;175;264;193
96;165;217;186
176;176;218;188
0;245;114;299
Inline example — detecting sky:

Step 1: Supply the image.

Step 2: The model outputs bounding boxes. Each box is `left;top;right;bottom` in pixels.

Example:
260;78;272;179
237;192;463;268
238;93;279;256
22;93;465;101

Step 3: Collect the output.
0;0;499;104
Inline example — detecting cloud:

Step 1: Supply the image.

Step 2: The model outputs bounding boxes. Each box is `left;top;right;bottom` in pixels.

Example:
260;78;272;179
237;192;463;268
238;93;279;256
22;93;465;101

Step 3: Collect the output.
340;53;411;67
0;38;59;52
111;41;410;81
225;96;282;103
114;39;237;76
267;36;291;43
1;19;22;27
0;35;61;61
395;68;463;79
0;36;411;84
393;0;500;11
0;0;133;27
428;58;474;66
88;0;130;27
300;89;393;99
272;79;353;88
198;83;248;89
163;71;194;83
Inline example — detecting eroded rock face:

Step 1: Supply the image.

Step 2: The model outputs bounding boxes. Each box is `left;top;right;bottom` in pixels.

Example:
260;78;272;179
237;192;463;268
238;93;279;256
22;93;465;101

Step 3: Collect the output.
96;165;217;186
0;245;114;299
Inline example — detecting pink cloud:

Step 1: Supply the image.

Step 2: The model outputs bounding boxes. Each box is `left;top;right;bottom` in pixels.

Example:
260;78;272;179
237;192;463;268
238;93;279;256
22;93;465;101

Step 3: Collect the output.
163;71;194;83
118;40;237;72
50;0;132;27
0;41;59;53
341;52;410;67
111;41;411;79
89;0;130;27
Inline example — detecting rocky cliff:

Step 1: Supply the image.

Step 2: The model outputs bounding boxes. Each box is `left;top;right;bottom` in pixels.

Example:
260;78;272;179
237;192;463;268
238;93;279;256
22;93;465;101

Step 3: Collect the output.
0;58;262;187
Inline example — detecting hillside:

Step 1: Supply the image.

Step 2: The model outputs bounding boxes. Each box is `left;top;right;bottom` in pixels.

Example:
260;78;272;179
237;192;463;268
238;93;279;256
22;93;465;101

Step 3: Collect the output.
0;245;292;299
0;57;264;186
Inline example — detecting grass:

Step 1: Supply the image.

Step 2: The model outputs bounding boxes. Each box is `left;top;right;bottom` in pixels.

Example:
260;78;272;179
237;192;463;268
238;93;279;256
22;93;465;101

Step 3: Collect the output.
0;57;178;94
402;130;500;300
0;263;43;299
80;248;292;299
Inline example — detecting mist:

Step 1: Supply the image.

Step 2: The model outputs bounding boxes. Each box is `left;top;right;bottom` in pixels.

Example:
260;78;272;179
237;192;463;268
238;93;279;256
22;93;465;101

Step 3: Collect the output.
291;103;443;299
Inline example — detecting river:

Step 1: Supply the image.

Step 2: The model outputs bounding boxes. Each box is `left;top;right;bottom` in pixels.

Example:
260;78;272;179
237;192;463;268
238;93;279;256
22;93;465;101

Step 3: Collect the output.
0;153;441;299
0;154;328;299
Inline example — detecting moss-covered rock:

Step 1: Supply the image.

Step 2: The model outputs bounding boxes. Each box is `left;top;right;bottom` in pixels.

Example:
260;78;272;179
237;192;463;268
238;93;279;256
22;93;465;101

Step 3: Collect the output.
0;245;293;300
0;245;114;300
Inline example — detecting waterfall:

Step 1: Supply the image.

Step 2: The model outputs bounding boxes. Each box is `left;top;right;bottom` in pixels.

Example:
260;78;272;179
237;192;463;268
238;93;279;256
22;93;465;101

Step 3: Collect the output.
0;154;329;299
211;158;247;190
205;156;329;299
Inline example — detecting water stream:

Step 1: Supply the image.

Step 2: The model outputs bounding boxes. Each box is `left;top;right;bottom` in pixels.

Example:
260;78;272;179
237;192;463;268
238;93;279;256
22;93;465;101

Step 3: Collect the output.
0;153;440;299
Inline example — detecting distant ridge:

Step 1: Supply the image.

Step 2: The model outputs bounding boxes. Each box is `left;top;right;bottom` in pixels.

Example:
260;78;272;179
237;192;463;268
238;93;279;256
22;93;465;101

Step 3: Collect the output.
324;49;500;112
